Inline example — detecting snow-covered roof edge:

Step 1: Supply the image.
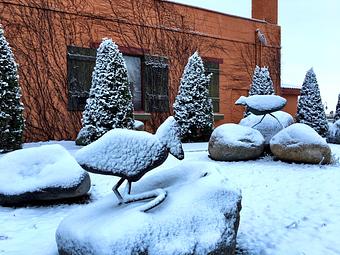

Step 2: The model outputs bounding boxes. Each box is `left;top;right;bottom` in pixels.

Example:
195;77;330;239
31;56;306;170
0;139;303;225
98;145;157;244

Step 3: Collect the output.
281;84;301;90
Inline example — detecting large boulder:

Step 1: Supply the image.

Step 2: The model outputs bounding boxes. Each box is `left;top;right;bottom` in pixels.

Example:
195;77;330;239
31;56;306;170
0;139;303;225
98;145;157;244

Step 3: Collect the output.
240;111;294;145
209;124;265;161
270;123;332;164
0;144;91;206
327;120;340;144
56;162;242;255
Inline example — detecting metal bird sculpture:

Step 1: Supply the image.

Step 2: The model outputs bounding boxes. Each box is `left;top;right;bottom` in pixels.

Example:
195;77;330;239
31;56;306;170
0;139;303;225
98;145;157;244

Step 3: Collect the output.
235;95;287;128
75;116;184;212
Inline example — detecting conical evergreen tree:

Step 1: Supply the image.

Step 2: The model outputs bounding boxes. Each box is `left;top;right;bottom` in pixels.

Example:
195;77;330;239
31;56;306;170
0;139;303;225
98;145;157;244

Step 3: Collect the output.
0;25;24;152
333;93;340;122
249;66;275;96
173;51;213;141
245;66;275;116
76;39;134;145
296;68;329;137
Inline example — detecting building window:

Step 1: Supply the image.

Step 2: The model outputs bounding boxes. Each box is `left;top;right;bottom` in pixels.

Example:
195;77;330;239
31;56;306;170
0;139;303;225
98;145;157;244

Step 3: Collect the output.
123;55;142;111
204;61;220;113
143;55;169;113
67;46;96;111
67;46;169;113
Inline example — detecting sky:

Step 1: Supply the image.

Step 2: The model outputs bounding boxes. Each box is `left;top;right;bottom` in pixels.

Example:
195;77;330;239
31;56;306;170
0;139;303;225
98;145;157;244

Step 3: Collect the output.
171;0;340;113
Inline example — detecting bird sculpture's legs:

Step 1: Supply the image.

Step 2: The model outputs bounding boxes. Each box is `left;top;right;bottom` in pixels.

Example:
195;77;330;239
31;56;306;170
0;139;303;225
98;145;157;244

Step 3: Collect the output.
252;114;267;128
269;113;285;129
124;180;132;195
121;181;167;213
113;179;167;212
112;177;125;203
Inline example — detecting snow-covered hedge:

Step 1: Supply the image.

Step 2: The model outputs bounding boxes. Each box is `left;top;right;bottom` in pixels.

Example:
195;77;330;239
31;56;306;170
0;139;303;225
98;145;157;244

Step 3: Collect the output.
0;25;24;152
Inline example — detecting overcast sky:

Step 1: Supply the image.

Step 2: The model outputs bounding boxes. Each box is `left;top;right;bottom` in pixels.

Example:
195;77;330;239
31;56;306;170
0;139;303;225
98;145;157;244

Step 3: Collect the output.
171;0;340;113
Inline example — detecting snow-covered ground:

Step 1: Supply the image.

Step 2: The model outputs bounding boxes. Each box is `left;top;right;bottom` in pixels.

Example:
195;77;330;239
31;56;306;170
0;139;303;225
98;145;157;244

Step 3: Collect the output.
1;141;340;255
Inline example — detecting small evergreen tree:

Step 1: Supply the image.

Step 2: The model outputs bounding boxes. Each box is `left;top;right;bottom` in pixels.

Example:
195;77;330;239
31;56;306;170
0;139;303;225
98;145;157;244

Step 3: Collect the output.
76;39;134;145
333;93;340;122
173;51;213;141
296;68;329;137
249;66;275;96
244;66;275;116
0;25;24;152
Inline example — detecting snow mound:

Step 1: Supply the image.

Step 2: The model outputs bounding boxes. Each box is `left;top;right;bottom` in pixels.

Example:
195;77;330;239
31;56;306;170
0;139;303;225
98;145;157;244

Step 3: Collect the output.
0;144;90;205
56;162;242;255
270;123;332;164
209;124;264;161
240;111;294;144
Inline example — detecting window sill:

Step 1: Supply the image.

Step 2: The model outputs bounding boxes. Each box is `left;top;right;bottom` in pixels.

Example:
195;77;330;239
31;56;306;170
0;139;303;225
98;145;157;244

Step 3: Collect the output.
213;113;224;121
134;112;152;120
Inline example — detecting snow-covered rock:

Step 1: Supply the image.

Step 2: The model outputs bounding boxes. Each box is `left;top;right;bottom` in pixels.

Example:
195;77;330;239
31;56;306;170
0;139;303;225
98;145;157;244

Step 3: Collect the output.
75;125;98;146
240;111;294;145
270;123;332;164
209;124;265;161
327;120;340;144
133;120;144;131
0;145;90;206
56;162;242;255
236;95;287;115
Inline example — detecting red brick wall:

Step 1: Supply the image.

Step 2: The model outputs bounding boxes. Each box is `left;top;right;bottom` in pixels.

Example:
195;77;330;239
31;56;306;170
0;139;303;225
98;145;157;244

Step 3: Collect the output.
0;0;283;141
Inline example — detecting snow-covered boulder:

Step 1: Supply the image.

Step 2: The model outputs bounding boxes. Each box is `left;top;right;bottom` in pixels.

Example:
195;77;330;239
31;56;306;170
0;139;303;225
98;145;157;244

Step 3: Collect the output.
75;125;98;146
209;124;265;161
0;145;91;206
327;120;340;144
133;120;145;131
270;123;332;164
56;162;242;255
240;111;294;145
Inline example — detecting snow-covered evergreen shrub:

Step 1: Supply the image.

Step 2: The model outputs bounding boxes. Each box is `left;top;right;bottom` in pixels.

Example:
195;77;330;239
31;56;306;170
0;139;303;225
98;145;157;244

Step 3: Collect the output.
296;68;329;137
0;25;24;152
249;66;275;96
245;66;275;116
173;51;213;142
333;93;340;122
76;39;134;145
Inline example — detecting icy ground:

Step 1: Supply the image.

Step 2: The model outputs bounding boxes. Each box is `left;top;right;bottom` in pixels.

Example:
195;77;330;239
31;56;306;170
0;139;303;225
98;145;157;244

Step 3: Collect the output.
1;141;340;255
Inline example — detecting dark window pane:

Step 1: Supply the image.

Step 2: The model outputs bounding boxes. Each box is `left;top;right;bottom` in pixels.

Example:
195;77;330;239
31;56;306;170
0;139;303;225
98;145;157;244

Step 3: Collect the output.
67;46;96;111
123;55;142;111
204;61;220;113
143;55;169;113
67;46;144;112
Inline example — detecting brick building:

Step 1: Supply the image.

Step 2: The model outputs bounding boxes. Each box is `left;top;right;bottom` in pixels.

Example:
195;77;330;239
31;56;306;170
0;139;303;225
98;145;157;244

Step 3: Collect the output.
0;0;298;141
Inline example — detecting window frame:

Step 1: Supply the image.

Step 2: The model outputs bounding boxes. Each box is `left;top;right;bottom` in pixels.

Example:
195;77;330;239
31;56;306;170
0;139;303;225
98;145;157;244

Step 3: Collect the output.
67;46;96;111
67;45;170;114
203;59;221;113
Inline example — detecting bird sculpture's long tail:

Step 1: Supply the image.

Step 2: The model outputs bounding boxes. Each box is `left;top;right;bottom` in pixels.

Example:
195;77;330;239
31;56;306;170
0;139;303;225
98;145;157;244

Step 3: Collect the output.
124;188;167;212
113;178;167;212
